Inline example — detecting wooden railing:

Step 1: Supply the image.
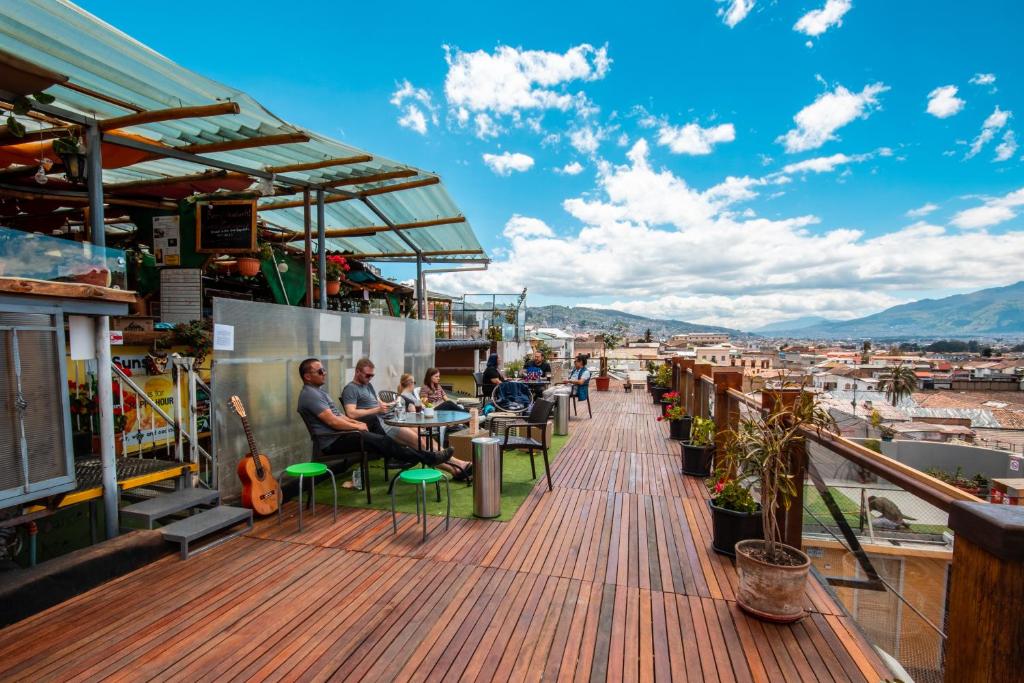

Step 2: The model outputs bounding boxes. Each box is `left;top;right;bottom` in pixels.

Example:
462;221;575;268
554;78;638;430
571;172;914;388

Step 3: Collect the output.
667;357;1024;682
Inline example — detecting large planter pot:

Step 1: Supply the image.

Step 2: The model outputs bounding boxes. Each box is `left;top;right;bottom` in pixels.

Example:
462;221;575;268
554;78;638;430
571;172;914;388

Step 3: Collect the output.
237;257;261;277
650;386;669;404
734;539;811;623
595;376;610;391
326;279;342;296
668;416;692;441
708;500;763;556
681;442;715;477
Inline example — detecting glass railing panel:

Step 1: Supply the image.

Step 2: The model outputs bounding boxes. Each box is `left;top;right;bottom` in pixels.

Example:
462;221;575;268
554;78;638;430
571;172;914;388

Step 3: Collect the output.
804;440;951;683
0;226;127;289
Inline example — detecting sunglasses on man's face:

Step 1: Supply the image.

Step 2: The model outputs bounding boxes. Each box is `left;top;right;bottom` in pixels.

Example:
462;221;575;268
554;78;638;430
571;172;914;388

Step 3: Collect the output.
312;368;326;375
364;372;375;379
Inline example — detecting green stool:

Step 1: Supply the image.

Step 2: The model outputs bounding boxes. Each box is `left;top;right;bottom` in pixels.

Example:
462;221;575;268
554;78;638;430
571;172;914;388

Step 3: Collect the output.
391;468;450;542
278;462;336;532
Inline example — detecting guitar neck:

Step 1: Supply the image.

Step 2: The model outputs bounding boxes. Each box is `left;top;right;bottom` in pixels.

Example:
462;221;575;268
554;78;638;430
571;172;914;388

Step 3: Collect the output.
239;414;263;470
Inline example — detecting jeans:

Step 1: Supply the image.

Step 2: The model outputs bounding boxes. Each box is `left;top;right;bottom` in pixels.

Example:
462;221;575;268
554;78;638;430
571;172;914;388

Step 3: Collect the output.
321;431;430;466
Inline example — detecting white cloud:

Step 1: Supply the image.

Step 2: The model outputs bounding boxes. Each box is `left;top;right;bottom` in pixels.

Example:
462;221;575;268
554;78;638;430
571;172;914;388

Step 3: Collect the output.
390;79;439;134
433;142;1024;328
951;187;1024;229
617;133;630;147
966;106;1012;159
906;203;939;218
443;44;610;132
503;215;555;239
717;0;755;28
569;125;609;155
970;73;996;87
794;0;853;37
926;85;965;119
474;113;501;139
995;130;1018;162
481;151;535;176
556;161;585;175
781;151;873;174
778;82;888;153
655;121;736;155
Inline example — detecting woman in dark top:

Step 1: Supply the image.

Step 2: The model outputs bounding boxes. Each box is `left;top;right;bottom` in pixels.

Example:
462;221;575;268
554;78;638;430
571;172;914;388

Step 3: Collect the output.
482;353;505;387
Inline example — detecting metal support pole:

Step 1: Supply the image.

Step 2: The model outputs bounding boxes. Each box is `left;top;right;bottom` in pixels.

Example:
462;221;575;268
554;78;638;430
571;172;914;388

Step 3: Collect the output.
96;317;118;538
317;189;326;310
87;121;118;538
416;255;424;319
303;189;312;307
172;361;183;463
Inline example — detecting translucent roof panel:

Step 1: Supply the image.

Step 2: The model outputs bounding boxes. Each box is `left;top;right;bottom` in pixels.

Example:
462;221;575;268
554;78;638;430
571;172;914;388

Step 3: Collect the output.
0;0;486;261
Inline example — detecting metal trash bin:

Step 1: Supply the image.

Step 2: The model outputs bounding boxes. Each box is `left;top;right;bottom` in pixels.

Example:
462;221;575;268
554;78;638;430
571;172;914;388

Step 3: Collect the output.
555;393;569;436
473;436;501;518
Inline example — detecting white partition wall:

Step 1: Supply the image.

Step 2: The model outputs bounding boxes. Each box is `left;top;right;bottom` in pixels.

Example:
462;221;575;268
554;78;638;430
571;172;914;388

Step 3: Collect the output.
212;299;434;500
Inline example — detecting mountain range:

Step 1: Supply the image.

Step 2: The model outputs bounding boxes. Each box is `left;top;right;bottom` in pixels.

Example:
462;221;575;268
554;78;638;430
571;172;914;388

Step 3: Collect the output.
526;305;739;337
754;281;1024;339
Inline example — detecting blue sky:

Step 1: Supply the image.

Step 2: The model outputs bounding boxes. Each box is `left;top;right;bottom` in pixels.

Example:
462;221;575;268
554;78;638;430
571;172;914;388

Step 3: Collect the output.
80;0;1024;329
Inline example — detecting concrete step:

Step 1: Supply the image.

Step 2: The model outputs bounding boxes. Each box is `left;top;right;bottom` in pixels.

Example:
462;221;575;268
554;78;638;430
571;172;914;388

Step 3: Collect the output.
121;488;220;529
160;506;253;560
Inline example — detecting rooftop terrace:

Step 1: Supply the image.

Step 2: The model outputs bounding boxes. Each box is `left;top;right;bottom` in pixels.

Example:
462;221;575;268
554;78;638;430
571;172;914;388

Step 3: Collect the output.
0;387;891;681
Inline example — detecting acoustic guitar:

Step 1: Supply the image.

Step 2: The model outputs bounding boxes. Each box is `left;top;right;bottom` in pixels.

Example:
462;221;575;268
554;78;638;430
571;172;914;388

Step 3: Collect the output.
229;395;280;516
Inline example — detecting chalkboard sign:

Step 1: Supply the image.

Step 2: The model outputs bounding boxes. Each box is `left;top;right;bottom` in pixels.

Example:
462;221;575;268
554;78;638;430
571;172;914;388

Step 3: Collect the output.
195;199;257;254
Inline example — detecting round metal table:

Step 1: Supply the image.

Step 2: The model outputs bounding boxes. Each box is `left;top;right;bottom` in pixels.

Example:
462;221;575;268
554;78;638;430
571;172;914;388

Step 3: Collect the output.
383;410;472;452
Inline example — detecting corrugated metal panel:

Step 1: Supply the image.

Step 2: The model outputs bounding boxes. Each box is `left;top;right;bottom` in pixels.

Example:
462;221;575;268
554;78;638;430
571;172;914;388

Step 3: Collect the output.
0;1;485;260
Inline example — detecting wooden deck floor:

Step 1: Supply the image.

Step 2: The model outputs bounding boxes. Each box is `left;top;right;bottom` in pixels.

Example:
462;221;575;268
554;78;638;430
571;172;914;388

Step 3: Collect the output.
0;387;891;682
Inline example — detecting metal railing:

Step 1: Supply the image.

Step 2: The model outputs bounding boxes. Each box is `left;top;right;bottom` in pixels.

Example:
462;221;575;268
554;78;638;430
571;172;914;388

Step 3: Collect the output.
675;362;981;683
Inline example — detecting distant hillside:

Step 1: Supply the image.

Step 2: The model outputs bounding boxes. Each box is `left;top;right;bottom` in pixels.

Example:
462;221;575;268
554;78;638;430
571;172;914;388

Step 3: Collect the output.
759;281;1024;339
526;305;741;337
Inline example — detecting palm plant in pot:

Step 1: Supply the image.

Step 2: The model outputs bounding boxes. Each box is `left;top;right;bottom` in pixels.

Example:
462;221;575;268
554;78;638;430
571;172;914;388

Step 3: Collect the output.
707;459;762;556
681;416;716;476
731;391;836;623
657;394;692;440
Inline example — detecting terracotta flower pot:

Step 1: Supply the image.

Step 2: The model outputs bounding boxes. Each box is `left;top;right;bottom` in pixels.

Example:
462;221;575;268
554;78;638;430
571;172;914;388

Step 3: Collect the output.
595;376;610;391
708;500;762;556
326;279;341;296
668;416;692;441
735;539;811;623
237;257;261;277
681;442;714;477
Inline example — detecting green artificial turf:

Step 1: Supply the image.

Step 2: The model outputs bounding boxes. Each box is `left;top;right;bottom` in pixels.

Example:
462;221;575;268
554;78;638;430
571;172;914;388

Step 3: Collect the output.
313;433;569;522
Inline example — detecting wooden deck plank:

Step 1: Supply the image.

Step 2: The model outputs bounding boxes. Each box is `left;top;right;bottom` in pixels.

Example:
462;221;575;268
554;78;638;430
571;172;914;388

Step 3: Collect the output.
0;385;893;682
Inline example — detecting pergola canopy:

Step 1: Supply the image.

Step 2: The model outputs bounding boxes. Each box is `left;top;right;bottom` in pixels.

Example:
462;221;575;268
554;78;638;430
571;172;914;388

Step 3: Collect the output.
0;0;486;263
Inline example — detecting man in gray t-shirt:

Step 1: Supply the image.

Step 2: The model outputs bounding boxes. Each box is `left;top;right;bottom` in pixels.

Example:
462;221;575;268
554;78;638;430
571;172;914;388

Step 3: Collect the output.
341;357;471;474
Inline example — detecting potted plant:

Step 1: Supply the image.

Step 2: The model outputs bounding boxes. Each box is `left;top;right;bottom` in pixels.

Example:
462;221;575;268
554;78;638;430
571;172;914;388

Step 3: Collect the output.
731;391;836;623
645;360;657;392
650;365;673;404
682;416;716;476
659;390;679;418
708;466;763;557
596;325;625;392
237;253;261;277
659;402;692;440
505;359;524;378
325;254;350;295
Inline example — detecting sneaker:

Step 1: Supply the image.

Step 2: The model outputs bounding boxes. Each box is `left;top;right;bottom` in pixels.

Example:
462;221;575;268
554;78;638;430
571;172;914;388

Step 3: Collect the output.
423;446;454;466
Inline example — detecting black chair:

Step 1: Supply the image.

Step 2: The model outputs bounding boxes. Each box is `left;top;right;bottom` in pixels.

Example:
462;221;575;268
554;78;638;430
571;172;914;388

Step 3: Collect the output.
570;377;593;419
473;372;486;400
378;390;398;404
297;410;373;504
489;398;556;492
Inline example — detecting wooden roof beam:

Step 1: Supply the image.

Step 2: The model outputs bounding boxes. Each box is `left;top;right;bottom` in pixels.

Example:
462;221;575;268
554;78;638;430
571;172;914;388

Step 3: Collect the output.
345;249;484;258
104;169;228;192
257;176;439;211
261;216;466;242
265;155;373;174
179;132;310;155
0;101;242;146
319;168;418;188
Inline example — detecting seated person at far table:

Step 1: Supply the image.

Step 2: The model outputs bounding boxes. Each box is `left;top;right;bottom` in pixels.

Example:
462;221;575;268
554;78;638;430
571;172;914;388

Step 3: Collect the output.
482;353;505;389
524;351;552;377
343;357;472;480
297;357;450;470
543;355;591;401
398;373;423;412
419;367;464;412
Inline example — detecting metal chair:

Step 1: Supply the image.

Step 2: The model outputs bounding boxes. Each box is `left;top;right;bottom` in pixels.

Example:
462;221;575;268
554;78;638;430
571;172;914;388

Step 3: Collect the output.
297;409;373;504
489;398;556;492
473;372;487;400
378;390;398;404
570;377;593;419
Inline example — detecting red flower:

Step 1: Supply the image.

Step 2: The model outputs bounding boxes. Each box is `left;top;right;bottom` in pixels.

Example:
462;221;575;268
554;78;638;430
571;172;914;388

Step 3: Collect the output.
714;480;725;494
656;416;663;422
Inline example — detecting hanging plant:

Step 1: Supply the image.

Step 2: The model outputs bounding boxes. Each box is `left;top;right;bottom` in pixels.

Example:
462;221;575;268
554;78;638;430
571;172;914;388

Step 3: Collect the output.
4;92;56;138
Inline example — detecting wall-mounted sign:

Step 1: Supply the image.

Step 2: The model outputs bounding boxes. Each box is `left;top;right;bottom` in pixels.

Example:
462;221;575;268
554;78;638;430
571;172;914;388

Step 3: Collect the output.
152;215;181;266
195;199;256;254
